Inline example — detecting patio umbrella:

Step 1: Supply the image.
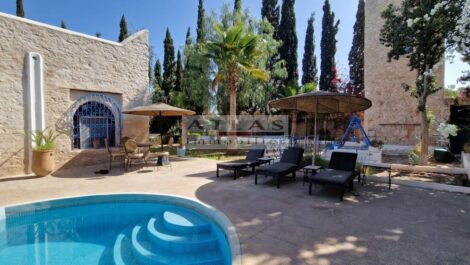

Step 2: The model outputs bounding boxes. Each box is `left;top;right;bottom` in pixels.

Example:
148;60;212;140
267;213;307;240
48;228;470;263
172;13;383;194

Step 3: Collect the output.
123;103;195;151
270;91;372;163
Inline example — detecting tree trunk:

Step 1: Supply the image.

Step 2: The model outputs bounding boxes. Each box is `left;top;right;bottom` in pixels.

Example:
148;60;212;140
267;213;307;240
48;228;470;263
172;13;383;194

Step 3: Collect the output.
419;64;430;165
420;109;429;165
291;111;297;136
228;67;238;153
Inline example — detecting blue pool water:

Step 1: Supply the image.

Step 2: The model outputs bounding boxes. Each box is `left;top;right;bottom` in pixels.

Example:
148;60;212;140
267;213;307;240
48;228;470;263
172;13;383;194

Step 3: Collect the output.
0;195;232;265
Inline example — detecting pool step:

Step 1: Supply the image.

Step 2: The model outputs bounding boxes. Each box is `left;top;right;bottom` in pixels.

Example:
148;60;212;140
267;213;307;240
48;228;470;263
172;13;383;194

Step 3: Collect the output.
131;223;223;265
162;208;211;234
112;229;139;265
147;217;218;253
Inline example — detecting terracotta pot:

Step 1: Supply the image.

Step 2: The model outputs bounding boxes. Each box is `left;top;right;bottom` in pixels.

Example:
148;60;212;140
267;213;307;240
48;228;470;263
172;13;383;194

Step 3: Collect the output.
32;150;55;177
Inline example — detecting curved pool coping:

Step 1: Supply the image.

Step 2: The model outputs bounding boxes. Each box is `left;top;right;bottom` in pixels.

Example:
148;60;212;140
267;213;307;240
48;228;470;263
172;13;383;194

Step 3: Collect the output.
0;193;242;265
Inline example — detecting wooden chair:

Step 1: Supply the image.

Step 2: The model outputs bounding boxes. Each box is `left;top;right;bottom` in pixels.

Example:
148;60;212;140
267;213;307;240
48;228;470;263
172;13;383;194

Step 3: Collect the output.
105;138;125;170
124;139;146;170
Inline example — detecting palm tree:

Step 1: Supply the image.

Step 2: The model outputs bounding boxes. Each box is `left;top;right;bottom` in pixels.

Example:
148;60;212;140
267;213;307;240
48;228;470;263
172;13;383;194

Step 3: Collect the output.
204;23;269;147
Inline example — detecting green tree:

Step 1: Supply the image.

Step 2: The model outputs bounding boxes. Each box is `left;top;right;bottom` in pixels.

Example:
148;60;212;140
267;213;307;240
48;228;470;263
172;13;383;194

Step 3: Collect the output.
162;28;176;103
60;20;67;29
118;15;128;42
95;32;102;38
278;0;298;85
319;0;340;91
348;0;365;96
175;50;183;93
261;0;280;39
185;27;192;46
233;0;243;24
204;23;269;142
302;14;318;85
154;59;163;89
197;0;205;43
380;0;465;164
16;0;24;17
152;59;163;103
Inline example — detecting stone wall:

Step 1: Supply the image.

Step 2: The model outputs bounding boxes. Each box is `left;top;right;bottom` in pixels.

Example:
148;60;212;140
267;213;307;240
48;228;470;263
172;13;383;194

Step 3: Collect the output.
0;12;150;177
364;0;450;145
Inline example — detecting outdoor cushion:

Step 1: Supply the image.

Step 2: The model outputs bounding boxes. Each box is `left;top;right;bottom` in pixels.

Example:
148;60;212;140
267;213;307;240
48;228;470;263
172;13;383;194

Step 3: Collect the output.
307;169;355;186
217;159;259;168
216;147;265;179
256;162;297;176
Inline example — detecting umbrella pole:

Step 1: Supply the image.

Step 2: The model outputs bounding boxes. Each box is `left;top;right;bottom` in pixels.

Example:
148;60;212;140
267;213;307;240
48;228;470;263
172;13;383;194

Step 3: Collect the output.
313;98;318;165
160;112;164;151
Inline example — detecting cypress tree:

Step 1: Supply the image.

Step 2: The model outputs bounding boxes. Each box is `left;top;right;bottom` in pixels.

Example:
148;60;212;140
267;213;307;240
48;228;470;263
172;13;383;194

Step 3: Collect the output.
319;0;340;91
16;0;24;17
278;0;298;85
348;0;365;96
95;32;102;38
118;15;128;42
162;28;176;102
185;27;192;47
60;20;67;29
196;0;205;43
302;14;318;85
261;0;280;39
175;51;183;92
233;0;243;25
154;59;163;89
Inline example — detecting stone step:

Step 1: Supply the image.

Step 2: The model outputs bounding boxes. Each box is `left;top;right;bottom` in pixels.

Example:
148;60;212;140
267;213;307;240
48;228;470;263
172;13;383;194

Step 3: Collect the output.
131;223;223;265
162;208;211;234
147;217;218;253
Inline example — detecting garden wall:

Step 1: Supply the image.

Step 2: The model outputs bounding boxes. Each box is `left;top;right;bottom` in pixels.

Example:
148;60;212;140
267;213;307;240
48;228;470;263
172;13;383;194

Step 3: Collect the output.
0;12;150;177
364;0;450;145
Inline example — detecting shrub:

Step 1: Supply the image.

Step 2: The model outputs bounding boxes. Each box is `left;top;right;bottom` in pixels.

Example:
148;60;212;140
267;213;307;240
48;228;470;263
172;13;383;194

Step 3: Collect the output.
28;128;59;151
464;142;470;153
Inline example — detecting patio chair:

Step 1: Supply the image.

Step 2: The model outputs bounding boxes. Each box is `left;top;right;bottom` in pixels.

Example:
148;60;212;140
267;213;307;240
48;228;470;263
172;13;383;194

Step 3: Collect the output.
255;147;304;188
216;148;265;179
307;151;358;201
124;139;147;170
105;138;125;170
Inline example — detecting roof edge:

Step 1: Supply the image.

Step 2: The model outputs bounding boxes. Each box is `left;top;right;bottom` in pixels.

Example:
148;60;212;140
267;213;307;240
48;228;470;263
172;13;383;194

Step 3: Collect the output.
0;11;147;47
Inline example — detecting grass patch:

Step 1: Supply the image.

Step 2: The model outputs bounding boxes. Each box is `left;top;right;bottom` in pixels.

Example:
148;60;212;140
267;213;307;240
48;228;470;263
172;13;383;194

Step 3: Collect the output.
150;146;246;161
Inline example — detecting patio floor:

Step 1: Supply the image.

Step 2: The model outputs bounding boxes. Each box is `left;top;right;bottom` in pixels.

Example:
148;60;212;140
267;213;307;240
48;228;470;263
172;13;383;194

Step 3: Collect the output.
0;157;469;265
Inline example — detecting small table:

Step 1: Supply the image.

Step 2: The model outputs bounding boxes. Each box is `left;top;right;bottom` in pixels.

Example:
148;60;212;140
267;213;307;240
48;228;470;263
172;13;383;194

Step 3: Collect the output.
257;157;274;165
362;162;392;189
303;165;322;185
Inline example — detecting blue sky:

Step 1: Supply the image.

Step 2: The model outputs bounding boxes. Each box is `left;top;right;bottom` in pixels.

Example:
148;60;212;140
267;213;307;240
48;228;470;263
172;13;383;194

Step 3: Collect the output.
0;0;467;87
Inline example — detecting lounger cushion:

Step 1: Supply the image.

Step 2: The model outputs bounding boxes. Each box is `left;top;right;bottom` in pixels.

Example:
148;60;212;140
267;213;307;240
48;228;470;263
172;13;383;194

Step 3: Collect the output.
280;147;304;164
256;162;297;175
217;159;259;169
308;169;355;185
246;149;265;161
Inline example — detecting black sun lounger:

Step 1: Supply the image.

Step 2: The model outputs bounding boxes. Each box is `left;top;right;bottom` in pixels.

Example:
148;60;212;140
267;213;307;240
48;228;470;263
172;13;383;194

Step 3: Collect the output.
307;151;358;201
216;148;265;179
255;147;304;188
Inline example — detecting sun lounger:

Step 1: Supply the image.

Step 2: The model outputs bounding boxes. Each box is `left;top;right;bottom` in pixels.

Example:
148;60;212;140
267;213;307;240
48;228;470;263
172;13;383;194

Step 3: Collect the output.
216;148;265;179
307;151;358;201
255;147;304;188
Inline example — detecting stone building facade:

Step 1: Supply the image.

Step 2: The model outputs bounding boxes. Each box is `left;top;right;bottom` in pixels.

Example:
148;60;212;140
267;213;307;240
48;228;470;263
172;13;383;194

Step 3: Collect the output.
364;0;451;145
0;12;150;177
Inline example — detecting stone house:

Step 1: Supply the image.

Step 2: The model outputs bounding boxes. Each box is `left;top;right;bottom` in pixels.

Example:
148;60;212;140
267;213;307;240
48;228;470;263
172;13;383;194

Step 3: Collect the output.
364;0;469;151
0;12;150;177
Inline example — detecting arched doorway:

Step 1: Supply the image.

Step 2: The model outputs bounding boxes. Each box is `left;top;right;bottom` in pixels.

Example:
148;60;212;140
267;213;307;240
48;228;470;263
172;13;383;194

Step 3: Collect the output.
70;93;122;149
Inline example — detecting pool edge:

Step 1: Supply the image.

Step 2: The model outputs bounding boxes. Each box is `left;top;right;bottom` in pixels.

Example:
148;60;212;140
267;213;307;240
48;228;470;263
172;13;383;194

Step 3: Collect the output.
0;193;242;265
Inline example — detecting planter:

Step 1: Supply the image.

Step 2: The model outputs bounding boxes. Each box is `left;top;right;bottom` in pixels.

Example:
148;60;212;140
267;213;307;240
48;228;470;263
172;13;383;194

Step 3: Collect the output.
462;152;470;180
177;148;186;157
93;139;100;149
32;150;55;177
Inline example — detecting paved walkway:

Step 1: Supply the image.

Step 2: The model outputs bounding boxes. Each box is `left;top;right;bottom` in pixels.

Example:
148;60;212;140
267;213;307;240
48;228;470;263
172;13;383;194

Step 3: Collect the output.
1;157;469;265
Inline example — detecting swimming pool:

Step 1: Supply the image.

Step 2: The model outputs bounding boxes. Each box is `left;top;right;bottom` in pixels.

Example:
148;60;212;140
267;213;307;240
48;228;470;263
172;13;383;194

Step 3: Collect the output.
0;194;240;265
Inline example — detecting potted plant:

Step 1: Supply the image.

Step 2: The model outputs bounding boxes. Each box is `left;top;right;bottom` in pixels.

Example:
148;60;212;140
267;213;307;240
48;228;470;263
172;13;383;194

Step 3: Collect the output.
93;138;100;149
177;137;186;157
369;139;384;152
29;128;59;177
462;142;470;179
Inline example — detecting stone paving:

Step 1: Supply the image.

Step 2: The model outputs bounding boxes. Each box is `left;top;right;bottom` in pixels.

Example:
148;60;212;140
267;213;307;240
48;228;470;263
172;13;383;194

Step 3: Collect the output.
0;157;469;265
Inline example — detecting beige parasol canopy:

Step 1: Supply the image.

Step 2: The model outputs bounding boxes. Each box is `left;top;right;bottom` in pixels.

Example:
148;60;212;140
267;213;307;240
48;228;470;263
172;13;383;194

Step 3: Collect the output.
270;91;372;164
123;103;195;151
122;103;195;116
270;91;372;113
